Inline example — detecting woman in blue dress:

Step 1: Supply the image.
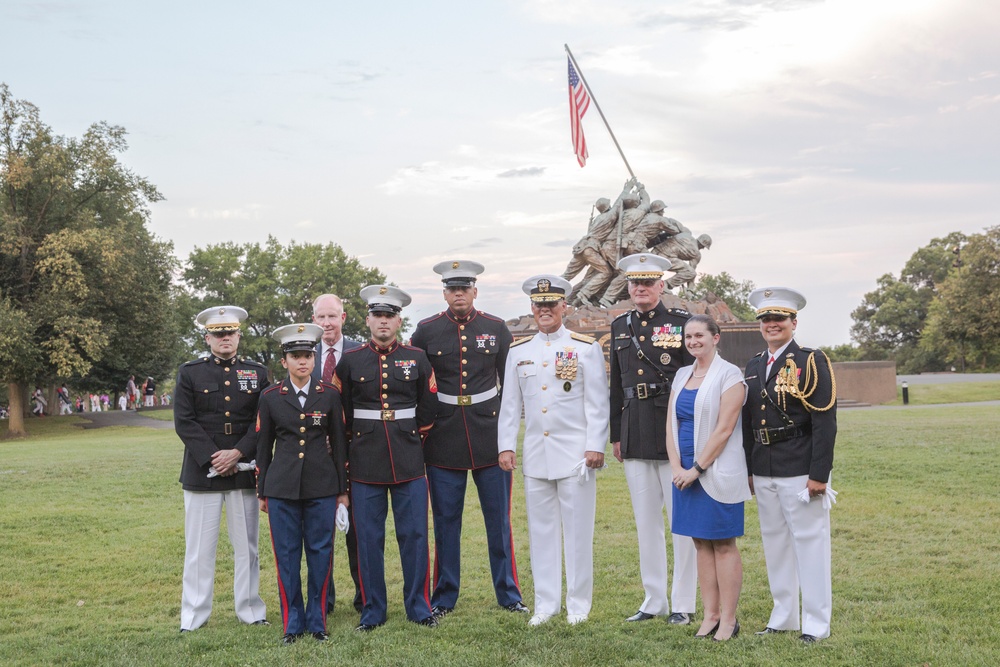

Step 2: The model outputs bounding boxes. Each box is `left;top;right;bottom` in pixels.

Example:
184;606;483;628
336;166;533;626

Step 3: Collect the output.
667;315;750;641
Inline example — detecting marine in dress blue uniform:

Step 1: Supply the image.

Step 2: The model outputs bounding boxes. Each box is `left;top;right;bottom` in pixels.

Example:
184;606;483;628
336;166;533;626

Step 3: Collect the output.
409;260;526;618
741;288;837;643
337;285;439;632
609;253;699;624
256;323;349;644
175;306;269;632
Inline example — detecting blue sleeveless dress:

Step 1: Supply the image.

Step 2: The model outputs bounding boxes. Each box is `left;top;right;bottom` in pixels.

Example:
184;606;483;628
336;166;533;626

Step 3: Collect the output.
671;387;744;540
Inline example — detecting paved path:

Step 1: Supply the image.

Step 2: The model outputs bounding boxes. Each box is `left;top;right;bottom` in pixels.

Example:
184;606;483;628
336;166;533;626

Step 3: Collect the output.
75;407;175;430
858;400;1000;411
896;373;1000;385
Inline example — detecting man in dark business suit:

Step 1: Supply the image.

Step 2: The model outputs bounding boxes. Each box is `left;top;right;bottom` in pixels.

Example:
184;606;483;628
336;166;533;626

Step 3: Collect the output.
310;293;363;614
257;322;349;644
742;287;837;644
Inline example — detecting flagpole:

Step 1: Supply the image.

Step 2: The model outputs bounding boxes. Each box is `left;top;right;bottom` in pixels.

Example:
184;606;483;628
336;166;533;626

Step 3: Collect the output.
565;44;635;179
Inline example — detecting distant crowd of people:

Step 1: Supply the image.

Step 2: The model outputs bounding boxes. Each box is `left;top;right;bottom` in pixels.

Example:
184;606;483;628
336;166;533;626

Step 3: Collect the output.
10;376;170;419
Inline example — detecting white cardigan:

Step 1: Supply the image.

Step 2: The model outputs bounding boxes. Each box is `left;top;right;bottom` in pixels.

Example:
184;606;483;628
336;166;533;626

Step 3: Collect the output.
669;353;752;504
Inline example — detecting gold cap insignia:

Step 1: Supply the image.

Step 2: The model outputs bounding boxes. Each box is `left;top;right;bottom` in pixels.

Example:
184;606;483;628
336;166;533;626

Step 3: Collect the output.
538;279;550;293
379;286;388;295
639;256;647;263
452;261;460;269
297;325;305;333
764;289;773;297
218;308;226;315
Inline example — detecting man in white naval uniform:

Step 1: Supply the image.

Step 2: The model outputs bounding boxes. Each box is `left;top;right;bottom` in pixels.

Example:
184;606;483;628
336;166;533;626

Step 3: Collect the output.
498;275;609;627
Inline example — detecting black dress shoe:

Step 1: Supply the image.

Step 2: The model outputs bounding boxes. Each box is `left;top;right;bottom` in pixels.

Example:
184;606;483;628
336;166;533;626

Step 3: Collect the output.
251;619;270;626
503;601;530;613
355;622;384;632
799;633;819;644
668;612;692;625
755;626;785;635
431;605;453;619
312;631;329;641
695;621;720;638
414;616;438;627
713;619;740;642
281;633;303;645
179;629;191;634
626;611;656;622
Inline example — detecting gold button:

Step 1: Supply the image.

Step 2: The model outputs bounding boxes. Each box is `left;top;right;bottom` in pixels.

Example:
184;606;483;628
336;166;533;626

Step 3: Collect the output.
437;351;442;355
462;346;467;352
761;420;766;425
383;402;389;409
461;384;467;389
543;362;548;367
382;384;388;389
492;411;496;416
382;372;388;378
382;364;388;369
224;380;230;386
299;452;304;459
460;325;465;331
462;359;468;365
541;407;547;413
224;396;231;401
299;439;305;445
542;385;547;390
225;411;230;417
637;369;644;376
381;355;387;360
545;341;550;347
382;393;388;399
299;427;305;433
300;414;305;419
247;390;252;394
462;371;468;377
641;321;647;326
761;404;766;410
461;335;467;341
485;350;490;354
203;389;209;394
224;367;230;372
543;431;549;436
360;376;365;381
639;336;645;342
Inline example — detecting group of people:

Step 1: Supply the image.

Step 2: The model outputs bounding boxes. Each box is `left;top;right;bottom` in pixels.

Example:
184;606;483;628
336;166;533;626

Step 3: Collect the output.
173;254;837;647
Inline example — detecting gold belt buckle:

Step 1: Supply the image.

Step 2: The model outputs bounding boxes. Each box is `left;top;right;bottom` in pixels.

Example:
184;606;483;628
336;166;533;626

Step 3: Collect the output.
636;383;648;400
224;422;233;435
759;428;770;445
456;395;472;406
381;409;396;421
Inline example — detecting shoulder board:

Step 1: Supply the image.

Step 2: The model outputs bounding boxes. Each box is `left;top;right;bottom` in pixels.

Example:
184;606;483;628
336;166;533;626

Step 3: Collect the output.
570;332;596;344
754;351;766;358
613;310;633;322
416;312;445;326
343;345;366;356
477;310;506;323
510;335;535;347
262;384;282;396
800;347;815;353
182;357;210;367
666;308;691;317
238;357;267;368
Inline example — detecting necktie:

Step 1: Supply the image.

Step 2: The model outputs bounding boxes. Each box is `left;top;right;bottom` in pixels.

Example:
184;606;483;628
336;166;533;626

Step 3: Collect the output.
297;390;307;407
323;348;336;383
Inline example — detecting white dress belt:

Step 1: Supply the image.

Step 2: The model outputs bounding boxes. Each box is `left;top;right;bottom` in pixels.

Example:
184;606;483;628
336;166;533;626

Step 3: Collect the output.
353;408;417;421
436;387;498;406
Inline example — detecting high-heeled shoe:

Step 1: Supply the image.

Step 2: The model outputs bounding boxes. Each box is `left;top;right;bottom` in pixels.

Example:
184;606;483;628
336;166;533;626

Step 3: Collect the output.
713;619;740;642
695;621;720;638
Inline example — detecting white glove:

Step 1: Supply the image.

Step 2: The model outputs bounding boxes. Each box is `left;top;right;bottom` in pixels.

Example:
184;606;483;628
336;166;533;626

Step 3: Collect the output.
336;504;350;533
797;485;838;510
207;460;256;478
570;458;607;483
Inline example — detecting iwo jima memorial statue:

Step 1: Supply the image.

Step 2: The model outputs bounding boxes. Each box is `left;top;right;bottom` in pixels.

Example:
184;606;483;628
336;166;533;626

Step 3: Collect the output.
505;176;761;367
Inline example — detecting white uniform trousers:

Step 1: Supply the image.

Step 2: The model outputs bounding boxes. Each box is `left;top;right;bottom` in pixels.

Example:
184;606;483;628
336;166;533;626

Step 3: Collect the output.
181;489;267;630
523;474;596;617
753;474;832;639
624;459;698;615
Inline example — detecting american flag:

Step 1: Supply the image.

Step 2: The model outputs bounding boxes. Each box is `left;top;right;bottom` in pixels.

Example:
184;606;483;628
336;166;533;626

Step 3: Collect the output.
567;58;590;167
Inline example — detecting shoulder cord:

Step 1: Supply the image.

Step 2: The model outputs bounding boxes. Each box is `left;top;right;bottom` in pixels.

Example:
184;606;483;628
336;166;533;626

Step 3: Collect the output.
781;352;837;412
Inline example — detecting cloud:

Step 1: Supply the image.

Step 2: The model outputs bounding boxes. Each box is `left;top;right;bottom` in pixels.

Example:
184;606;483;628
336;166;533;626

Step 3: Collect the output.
186;204;262;221
498;166;546;178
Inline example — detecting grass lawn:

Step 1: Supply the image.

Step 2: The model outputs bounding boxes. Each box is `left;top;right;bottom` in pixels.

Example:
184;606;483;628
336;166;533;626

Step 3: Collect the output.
2;406;999;666
886;381;1000;406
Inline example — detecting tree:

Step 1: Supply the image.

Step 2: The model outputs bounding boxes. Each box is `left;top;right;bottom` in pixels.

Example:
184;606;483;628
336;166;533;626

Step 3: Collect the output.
182;237;388;375
922;226;1000;371
0;84;174;435
850;233;965;373
689;271;756;321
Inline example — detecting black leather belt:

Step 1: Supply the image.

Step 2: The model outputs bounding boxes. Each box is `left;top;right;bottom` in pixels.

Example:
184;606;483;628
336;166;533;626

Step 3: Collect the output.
210;423;248;436
753;424;810;445
622;382;669;400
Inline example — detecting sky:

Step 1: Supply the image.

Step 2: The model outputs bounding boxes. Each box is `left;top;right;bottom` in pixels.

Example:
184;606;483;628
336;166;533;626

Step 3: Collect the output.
3;0;998;346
